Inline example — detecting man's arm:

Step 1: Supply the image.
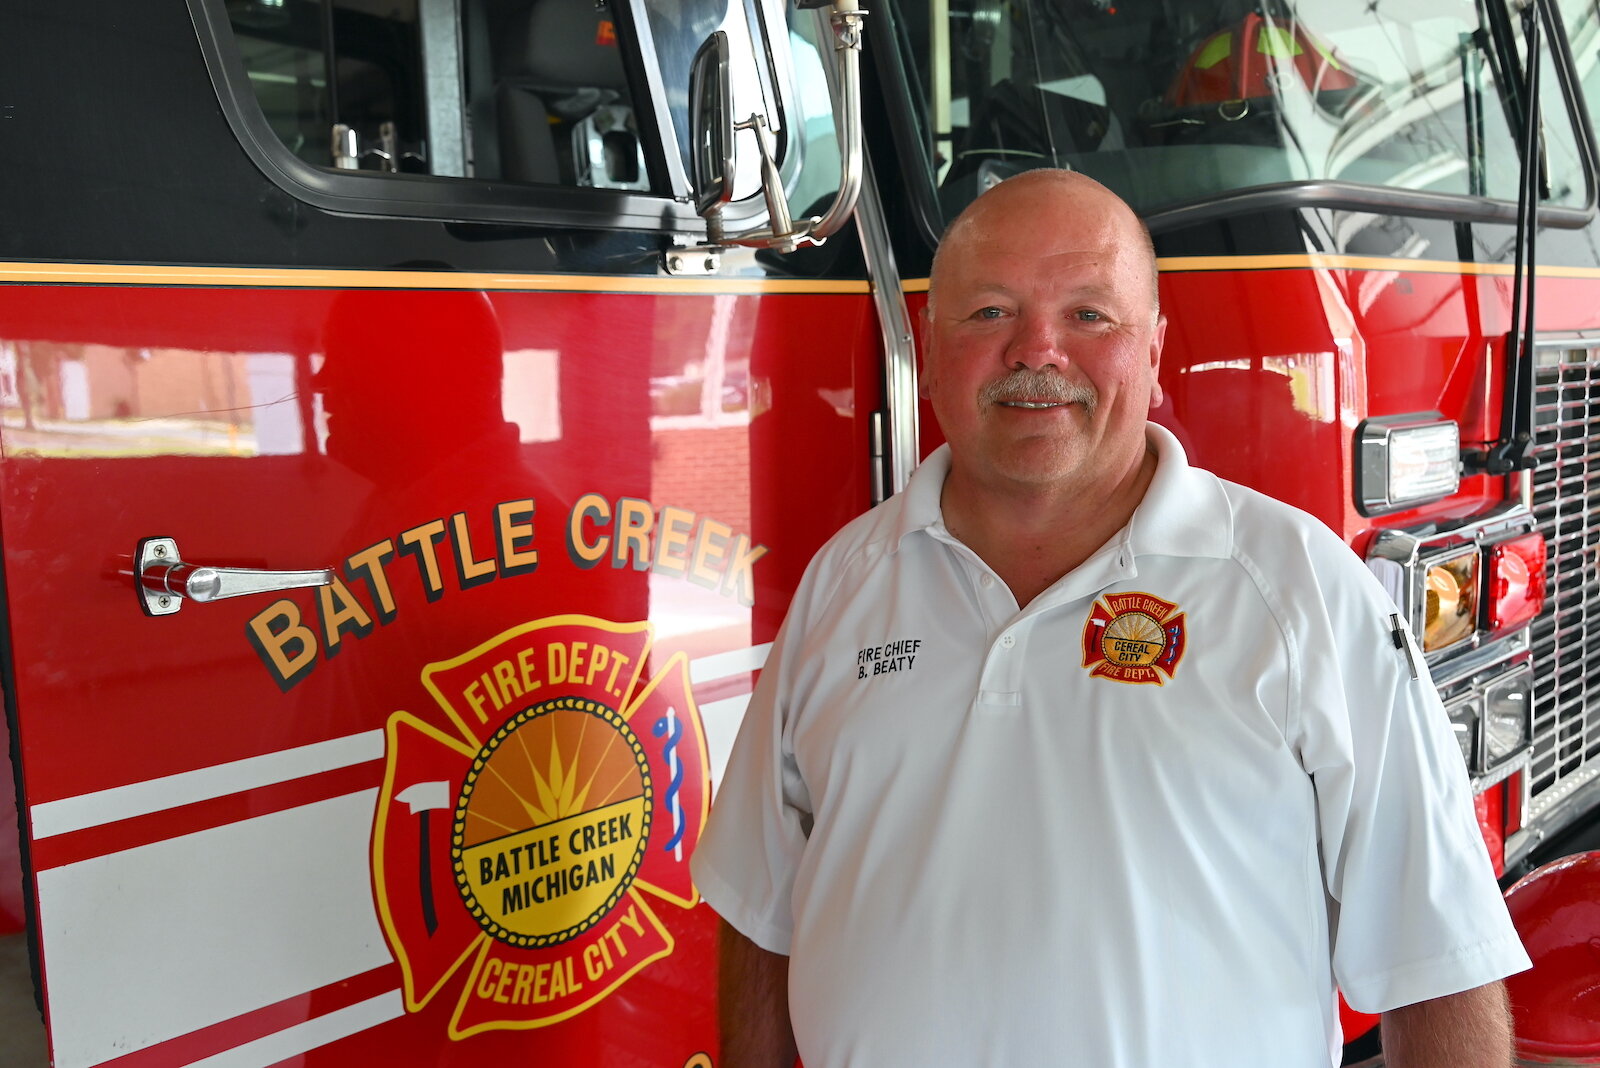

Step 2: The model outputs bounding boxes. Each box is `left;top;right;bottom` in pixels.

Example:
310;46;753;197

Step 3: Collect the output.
1379;981;1513;1068
719;919;796;1068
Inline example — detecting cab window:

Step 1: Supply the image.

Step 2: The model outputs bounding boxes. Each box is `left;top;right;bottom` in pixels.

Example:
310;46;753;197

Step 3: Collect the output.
216;0;839;222
227;0;656;190
895;0;1592;221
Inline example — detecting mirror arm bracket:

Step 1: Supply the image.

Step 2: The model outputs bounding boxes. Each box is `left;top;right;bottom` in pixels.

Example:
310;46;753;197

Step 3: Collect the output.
803;1;867;243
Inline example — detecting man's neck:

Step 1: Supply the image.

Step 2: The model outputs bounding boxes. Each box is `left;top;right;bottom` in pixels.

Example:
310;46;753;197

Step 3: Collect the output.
940;443;1158;609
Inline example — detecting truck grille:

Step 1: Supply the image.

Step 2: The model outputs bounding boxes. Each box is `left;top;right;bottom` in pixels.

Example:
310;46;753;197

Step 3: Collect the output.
1527;345;1600;825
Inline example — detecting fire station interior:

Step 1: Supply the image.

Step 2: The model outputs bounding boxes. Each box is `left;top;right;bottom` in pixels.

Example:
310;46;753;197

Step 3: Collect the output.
0;936;45;1066
3;739;40;1064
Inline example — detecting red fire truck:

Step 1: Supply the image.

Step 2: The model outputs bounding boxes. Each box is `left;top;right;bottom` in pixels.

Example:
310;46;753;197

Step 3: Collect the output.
4;0;1599;1064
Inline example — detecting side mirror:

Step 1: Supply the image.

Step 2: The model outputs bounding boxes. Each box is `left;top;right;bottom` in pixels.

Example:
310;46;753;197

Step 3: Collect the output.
689;31;735;223
676;0;865;264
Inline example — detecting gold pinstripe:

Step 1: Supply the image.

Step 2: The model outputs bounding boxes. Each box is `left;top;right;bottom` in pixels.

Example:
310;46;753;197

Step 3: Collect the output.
12;255;1600;294
0;261;873;295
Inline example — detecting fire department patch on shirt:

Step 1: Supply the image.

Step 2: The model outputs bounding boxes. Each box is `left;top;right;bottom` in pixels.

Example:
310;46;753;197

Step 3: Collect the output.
1081;591;1187;685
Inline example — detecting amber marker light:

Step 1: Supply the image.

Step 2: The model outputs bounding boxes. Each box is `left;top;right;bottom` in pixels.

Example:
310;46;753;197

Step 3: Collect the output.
1486;533;1548;635
1423;552;1478;652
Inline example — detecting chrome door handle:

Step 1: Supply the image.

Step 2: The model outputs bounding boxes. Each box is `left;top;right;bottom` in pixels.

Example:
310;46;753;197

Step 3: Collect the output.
136;537;334;616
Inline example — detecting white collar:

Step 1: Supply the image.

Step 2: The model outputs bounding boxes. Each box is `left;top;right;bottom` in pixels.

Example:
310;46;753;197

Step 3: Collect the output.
890;422;1233;563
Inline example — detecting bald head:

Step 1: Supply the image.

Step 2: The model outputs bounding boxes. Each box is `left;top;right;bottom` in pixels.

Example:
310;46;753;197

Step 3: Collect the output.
930;170;1159;326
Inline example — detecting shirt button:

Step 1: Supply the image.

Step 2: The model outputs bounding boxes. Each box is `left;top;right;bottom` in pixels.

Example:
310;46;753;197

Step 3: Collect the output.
980;574;994;588
1001;633;1015;648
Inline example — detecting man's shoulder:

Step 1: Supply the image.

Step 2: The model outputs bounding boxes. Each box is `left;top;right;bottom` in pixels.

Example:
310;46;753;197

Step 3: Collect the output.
792;493;917;610
1141;425;1359;581
1212;475;1365;572
1204;474;1398;640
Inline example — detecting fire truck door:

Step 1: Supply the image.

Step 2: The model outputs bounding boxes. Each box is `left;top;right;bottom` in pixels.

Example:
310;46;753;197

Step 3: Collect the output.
0;2;877;1067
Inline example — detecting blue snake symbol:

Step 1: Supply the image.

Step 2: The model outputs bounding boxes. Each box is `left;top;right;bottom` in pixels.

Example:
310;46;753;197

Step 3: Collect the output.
653;708;686;860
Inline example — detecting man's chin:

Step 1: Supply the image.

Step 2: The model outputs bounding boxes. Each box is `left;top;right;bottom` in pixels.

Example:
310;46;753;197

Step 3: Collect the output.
983;442;1088;488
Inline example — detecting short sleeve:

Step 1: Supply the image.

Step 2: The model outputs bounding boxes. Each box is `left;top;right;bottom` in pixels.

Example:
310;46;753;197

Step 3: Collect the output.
1294;568;1530;1013
689;609;814;955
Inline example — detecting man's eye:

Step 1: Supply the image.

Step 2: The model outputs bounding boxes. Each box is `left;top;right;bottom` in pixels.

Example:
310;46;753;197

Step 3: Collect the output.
974;306;1005;319
1076;309;1104;322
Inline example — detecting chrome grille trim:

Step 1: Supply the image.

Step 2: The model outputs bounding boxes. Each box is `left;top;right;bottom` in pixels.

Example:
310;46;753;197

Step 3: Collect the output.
1527;343;1600;829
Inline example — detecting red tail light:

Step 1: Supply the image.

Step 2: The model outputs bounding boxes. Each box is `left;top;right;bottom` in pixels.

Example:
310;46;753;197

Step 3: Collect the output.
1486;533;1547;634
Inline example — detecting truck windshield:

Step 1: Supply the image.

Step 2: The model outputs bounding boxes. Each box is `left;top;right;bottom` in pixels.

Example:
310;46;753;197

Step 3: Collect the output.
899;0;1593;221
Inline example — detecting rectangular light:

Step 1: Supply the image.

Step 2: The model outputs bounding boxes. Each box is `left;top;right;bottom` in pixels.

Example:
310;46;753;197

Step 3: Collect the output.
1483;666;1533;765
1357;417;1461;513
1389;423;1461;500
1422;548;1478;653
1366;521;1543;668
1485;533;1547;635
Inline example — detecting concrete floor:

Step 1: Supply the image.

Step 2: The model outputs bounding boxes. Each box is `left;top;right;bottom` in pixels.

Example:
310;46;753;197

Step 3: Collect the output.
1;933;48;1067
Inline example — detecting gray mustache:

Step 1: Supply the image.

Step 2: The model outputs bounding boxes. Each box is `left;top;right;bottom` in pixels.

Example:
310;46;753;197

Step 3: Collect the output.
979;369;1098;411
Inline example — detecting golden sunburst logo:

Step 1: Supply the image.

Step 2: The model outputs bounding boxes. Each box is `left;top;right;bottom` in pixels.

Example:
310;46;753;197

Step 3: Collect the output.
1082;592;1187;685
453;698;651;949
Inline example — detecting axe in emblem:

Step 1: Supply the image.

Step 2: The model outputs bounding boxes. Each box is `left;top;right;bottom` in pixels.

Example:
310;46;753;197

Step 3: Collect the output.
396;781;451;936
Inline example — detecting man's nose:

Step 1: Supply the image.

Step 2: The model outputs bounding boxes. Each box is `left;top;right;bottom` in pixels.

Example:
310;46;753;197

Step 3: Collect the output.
1005;311;1067;371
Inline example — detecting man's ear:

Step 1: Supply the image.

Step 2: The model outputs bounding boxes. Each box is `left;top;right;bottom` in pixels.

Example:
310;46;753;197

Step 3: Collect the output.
1147;314;1168;410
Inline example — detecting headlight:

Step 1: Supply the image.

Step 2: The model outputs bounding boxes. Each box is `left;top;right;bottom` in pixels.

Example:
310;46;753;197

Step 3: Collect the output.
1358;417;1461;513
1483;668;1533;764
1389;424;1461;500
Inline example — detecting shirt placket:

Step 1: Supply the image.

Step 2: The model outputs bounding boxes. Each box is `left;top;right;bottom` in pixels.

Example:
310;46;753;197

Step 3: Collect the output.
972;540;1140;715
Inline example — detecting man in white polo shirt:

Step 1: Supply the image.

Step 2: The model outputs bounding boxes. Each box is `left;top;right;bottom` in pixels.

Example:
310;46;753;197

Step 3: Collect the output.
690;170;1529;1067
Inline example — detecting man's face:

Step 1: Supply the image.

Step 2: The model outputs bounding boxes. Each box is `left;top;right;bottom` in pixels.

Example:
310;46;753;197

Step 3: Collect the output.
922;178;1166;494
